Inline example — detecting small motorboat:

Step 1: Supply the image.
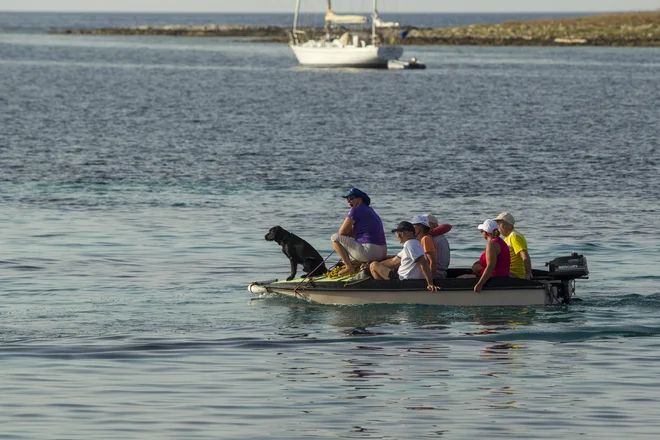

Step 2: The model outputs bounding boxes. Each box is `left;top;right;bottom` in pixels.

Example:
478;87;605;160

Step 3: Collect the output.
248;253;589;307
387;57;426;70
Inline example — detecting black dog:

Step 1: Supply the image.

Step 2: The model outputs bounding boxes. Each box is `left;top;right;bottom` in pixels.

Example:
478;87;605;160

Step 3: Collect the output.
265;226;327;281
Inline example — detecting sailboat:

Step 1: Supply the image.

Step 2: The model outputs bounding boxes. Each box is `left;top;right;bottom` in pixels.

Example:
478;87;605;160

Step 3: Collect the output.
290;0;404;68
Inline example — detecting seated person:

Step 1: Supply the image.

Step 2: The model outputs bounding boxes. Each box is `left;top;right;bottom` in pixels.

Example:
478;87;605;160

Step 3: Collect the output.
460;219;510;293
494;212;532;280
425;213;451;278
411;215;437;276
369;221;439;291
331;188;387;275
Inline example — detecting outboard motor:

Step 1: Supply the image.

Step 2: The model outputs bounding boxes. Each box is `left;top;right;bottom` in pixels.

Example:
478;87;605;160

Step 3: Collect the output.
546;253;589;280
545;253;589;304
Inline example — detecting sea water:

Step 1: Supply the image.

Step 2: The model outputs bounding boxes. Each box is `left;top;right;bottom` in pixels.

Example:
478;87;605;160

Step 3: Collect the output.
1;12;659;439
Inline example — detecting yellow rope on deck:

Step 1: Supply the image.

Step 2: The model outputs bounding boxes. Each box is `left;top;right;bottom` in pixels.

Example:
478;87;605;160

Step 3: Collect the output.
325;262;361;279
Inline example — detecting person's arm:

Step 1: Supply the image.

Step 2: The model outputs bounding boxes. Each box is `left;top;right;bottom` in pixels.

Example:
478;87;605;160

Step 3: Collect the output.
383;255;401;270
422;236;437;276
416;256;439;291
338;217;355;236
427;249;437;277
474;241;497;292
520;250;532;279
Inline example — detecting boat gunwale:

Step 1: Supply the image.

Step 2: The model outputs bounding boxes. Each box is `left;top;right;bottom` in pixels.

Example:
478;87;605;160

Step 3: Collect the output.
256;271;559;296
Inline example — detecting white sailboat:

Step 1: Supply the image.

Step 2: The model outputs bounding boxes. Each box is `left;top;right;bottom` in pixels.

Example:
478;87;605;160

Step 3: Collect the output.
290;0;404;68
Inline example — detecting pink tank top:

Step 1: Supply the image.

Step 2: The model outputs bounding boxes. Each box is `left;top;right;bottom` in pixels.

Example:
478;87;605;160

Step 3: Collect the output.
479;237;510;277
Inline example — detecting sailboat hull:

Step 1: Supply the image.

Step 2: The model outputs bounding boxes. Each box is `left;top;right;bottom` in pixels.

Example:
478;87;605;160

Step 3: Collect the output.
291;44;404;68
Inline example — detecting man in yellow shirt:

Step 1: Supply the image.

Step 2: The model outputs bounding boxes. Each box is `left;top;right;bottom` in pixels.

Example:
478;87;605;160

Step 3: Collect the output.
494;212;532;280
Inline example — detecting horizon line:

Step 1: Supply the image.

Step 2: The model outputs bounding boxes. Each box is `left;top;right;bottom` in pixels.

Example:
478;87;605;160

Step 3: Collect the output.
0;9;646;14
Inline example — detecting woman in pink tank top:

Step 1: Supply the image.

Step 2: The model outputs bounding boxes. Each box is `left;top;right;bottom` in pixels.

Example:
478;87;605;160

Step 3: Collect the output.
474;219;510;292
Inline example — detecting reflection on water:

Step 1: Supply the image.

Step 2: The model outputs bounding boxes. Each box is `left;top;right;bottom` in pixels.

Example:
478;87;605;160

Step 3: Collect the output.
276;298;547;337
478;343;527;409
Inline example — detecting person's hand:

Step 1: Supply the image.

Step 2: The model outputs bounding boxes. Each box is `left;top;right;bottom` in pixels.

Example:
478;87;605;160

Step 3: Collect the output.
427;284;440;292
474;284;483;293
524;273;533;280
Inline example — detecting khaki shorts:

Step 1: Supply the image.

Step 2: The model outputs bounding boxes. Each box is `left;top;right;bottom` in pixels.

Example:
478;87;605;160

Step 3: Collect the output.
331;233;387;262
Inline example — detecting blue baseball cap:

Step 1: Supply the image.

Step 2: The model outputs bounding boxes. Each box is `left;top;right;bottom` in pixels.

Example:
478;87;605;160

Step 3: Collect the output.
343;188;371;206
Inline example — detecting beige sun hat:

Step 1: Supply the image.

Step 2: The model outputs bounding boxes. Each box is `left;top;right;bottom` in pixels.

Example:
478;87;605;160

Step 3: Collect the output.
494;212;515;225
424;213;438;225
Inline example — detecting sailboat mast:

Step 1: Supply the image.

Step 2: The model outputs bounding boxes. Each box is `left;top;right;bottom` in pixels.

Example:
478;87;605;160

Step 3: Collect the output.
325;0;332;39
293;0;301;38
372;0;377;45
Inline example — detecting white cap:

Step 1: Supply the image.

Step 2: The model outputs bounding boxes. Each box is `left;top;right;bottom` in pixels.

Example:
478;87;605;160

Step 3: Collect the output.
477;219;499;234
424;213;438;226
410;215;430;228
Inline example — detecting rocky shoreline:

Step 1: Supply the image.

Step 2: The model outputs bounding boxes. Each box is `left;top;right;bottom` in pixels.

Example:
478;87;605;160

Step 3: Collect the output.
55;11;660;47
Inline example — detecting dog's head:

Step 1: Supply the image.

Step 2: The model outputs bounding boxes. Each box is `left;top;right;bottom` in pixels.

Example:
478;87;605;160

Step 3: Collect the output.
265;226;288;244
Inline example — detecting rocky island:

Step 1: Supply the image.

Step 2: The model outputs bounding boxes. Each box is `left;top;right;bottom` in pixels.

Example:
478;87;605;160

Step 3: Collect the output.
56;11;660;47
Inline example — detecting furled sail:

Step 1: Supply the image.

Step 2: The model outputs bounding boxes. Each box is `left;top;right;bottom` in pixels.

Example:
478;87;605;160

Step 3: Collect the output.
325;9;368;25
372;10;399;28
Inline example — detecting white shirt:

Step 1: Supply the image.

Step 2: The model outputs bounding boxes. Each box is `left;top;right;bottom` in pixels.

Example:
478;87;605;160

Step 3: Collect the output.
396;239;425;280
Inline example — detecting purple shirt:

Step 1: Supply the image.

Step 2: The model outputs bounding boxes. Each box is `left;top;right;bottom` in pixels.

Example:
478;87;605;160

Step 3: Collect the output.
347;204;386;246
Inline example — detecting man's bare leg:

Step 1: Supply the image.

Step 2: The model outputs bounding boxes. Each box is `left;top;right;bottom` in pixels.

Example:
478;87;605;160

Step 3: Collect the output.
332;241;356;275
370;261;392;280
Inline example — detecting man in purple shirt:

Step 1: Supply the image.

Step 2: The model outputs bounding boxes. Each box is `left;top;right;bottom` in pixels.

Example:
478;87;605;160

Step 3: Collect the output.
331;188;387;275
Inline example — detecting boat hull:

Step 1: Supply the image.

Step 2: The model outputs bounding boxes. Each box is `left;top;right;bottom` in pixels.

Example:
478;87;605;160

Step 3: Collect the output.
290;44;404;68
267;286;552;306
249;276;560;307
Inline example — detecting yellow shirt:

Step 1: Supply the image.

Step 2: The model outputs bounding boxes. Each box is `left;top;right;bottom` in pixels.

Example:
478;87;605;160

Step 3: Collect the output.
504;230;528;278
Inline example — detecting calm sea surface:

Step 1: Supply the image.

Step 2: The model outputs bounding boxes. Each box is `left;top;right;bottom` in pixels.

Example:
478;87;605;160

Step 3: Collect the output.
1;11;659;440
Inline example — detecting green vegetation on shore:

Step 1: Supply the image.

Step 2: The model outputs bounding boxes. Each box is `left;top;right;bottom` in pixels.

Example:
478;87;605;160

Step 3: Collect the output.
56;11;660;47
